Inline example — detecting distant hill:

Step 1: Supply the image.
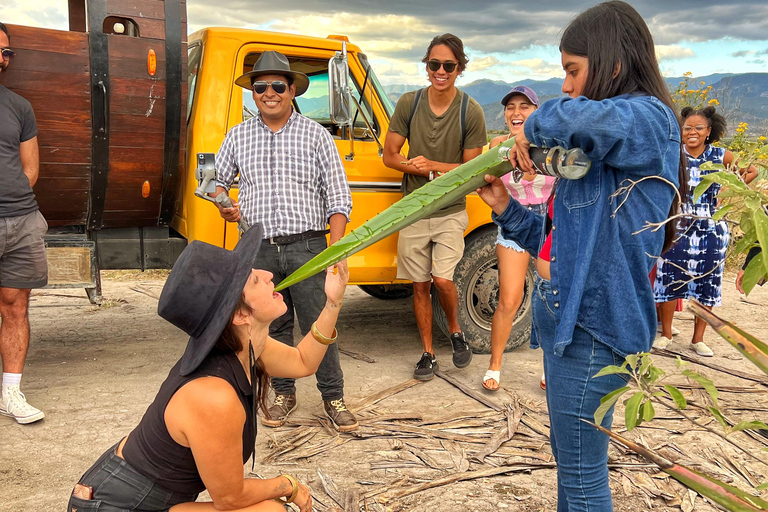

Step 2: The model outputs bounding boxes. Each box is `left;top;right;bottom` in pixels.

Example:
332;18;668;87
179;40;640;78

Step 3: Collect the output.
386;73;768;133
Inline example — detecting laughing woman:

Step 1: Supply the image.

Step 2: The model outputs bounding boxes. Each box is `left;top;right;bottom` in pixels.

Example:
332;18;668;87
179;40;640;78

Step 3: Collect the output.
68;224;348;512
483;85;554;392
478;2;685;509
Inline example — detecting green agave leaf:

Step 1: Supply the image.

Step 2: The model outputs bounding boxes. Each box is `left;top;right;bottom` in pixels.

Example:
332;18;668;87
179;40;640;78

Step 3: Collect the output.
689;302;768;376
752;207;768;276
625;391;645;431
682;369;719;406
592;365;631;378
275;139;517;291
594;386;630;426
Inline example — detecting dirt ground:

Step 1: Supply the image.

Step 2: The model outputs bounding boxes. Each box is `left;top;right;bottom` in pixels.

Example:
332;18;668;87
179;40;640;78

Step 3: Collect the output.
1;271;767;512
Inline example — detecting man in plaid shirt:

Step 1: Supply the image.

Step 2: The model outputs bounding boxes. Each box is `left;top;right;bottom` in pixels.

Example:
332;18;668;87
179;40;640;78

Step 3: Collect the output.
214;51;356;431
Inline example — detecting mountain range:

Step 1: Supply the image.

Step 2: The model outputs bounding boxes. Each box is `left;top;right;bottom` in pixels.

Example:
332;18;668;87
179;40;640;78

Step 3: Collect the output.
384;73;768;133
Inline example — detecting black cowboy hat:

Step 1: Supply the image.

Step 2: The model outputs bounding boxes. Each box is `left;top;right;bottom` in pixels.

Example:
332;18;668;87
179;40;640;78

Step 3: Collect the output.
158;223;264;376
234;50;310;96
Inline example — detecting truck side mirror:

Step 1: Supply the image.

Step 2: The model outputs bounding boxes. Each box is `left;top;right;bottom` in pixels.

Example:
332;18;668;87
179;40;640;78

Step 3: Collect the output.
328;44;352;126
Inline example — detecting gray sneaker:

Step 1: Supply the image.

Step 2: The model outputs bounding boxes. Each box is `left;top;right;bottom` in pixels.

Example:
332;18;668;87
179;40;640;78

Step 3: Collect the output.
450;332;473;368
261;393;297;427
0;386;45;424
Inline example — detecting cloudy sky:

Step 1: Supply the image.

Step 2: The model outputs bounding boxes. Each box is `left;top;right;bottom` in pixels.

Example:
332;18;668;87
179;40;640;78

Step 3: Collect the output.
3;0;768;85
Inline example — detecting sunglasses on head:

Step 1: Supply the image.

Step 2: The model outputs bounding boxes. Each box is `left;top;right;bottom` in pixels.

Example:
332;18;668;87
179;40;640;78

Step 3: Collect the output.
1;48;15;60
427;60;457;73
252;80;288;94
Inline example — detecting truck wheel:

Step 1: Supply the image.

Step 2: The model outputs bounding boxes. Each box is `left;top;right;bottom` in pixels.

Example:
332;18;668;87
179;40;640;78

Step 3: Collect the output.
432;227;534;354
358;284;414;300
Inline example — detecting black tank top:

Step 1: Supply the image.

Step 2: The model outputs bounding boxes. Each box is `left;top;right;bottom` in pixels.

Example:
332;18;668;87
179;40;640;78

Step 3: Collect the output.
122;349;255;495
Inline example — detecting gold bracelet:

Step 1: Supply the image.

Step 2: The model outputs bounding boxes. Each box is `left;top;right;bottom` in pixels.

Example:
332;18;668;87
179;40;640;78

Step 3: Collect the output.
279;474;299;503
311;321;338;345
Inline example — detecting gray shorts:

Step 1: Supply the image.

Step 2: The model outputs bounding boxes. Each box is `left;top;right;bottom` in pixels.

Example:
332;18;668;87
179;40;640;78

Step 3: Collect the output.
0;210;48;289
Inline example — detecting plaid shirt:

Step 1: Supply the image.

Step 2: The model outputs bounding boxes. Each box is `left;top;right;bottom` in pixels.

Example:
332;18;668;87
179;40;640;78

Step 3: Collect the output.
215;111;352;238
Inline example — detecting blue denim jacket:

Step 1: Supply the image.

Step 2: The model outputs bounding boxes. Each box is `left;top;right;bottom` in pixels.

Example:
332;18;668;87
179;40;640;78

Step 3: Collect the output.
493;94;681;357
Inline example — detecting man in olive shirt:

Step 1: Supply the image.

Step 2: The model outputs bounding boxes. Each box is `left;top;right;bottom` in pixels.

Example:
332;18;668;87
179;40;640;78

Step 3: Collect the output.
0;22;47;424
383;33;487;381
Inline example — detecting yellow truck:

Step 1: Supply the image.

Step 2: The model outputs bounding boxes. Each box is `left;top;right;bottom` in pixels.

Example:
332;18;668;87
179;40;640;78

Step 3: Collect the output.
2;1;532;352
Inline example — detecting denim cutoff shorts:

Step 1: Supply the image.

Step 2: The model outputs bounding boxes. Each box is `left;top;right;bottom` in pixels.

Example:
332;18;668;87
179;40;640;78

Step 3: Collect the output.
68;441;197;512
496;202;547;253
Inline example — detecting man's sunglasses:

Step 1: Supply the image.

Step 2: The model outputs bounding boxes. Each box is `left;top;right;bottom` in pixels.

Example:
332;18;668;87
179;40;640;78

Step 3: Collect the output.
252;80;288;94
1;49;15;60
427;60;457;73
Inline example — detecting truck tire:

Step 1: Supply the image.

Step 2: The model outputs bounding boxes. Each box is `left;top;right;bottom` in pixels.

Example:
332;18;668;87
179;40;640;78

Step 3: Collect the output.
358;284;414;300
432;226;534;354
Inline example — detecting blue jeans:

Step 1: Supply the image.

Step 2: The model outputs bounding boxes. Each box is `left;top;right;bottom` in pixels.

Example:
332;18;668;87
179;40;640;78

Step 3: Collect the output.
256;237;344;401
533;277;628;512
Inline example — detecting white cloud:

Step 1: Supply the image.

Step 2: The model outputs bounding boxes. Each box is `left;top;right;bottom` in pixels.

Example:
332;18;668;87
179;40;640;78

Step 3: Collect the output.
655;44;695;61
467;56;499;72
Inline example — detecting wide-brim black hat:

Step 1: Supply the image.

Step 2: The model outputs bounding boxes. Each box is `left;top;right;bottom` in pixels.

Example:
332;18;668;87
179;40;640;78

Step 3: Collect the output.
158;223;264;376
234;50;310;96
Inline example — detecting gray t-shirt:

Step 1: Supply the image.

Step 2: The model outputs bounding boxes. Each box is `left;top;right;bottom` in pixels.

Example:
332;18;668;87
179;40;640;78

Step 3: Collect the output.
0;85;38;217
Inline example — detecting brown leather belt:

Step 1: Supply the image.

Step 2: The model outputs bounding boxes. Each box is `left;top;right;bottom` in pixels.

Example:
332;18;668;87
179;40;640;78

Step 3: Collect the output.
265;229;329;245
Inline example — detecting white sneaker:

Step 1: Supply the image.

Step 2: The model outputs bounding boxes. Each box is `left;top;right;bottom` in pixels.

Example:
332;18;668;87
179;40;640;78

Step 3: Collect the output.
690;342;714;357
0;386;45;424
653;335;672;349
656;324;680;336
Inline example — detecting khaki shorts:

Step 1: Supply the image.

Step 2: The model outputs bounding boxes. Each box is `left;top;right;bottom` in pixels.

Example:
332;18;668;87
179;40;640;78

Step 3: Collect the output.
0;210;48;289
397;209;468;282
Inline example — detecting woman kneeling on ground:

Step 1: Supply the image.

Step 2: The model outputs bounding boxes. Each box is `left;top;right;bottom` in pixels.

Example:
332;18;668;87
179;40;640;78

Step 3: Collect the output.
68;223;347;512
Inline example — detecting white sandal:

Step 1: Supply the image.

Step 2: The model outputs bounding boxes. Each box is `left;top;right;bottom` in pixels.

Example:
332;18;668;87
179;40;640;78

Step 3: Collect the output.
691;341;714;357
482;370;501;391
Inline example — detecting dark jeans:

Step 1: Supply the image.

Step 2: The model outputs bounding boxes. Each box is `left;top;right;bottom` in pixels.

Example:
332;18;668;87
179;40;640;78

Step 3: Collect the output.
257;237;344;401
68;442;197;511
533;277;629;512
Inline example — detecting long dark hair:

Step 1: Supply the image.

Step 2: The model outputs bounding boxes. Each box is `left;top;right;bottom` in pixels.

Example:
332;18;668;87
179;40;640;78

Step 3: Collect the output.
560;1;687;252
681;106;726;144
215;296;270;415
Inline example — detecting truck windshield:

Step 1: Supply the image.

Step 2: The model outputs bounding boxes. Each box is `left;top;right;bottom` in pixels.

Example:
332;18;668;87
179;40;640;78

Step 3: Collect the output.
359;53;394;119
187;41;203;123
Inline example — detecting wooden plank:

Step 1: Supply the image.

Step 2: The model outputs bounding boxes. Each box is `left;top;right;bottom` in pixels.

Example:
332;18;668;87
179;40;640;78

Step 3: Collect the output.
46;247;93;286
111;77;166;98
109;40;167;80
110;131;165;148
110;113;166;134
39;147;91;164
37;130;91;148
4;24;89;56
4;49;89;75
107;0;167;20
38;163;91;179
0;70;90;94
110;147;165;165
110;95;166;118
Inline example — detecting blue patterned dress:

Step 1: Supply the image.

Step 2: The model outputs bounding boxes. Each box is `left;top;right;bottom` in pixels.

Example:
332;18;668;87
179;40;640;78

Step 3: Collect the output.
653;145;730;306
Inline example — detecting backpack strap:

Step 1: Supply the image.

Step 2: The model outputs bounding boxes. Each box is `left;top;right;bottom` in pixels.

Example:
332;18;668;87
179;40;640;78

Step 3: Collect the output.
459;90;470;151
406;88;425;139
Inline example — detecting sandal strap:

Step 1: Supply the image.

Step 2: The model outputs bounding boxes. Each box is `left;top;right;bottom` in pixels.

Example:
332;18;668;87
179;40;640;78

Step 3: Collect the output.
483;370;501;383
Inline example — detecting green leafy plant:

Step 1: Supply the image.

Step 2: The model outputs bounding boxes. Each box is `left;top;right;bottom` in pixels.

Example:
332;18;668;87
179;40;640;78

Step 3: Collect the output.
592;306;768;509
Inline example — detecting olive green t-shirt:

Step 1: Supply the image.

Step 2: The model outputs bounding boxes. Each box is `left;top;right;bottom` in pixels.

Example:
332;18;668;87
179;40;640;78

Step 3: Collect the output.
389;88;487;217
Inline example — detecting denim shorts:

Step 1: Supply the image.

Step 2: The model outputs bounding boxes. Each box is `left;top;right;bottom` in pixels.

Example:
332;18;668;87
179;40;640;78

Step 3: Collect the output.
495;202;547;253
68;441;197;511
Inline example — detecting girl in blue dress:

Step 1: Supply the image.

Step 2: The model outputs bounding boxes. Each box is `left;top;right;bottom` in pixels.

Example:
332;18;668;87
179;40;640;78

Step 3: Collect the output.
654;106;757;355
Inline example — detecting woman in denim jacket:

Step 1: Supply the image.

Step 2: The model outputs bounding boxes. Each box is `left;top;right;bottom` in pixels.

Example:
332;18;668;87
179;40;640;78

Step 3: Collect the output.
478;1;686;510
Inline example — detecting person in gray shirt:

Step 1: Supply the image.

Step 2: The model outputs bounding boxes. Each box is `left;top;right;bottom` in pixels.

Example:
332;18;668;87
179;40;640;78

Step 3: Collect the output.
0;22;48;425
